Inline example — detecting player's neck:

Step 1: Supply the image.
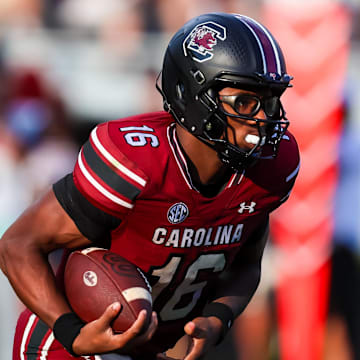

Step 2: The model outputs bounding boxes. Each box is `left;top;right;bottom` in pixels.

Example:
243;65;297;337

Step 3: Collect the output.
175;124;226;185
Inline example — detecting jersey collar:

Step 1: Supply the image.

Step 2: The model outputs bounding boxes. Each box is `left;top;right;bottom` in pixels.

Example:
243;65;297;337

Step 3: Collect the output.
167;124;244;193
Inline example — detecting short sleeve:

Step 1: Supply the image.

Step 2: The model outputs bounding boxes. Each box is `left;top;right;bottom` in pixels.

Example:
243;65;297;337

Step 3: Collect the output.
53;122;149;246
72;123;148;218
53;174;120;247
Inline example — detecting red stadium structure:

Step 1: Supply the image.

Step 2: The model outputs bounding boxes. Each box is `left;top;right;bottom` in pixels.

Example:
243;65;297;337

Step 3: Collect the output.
264;2;351;359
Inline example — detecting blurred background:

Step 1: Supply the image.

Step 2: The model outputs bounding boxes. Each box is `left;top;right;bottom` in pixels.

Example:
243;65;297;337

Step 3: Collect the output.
1;0;360;359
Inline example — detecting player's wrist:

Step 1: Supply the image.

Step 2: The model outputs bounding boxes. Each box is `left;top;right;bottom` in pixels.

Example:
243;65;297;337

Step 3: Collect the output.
202;302;234;345
53;312;85;356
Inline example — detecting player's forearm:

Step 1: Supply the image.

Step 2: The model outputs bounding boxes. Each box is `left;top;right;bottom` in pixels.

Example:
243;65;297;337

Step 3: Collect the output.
199;264;260;345
211;263;261;318
212;219;268;317
0;236;71;327
0;190;90;328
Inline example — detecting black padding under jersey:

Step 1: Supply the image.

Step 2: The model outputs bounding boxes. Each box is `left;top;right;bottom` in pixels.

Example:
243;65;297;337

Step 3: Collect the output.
53;174;121;248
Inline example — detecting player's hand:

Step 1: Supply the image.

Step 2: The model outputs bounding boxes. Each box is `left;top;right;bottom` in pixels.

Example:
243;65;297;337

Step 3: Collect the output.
72;302;158;355
182;316;223;360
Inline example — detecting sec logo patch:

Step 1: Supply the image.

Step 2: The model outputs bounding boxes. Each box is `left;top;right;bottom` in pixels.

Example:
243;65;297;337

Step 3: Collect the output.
167;202;189;224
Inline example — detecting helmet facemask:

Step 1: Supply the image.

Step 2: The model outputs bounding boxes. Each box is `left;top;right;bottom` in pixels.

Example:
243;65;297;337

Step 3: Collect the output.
194;83;290;171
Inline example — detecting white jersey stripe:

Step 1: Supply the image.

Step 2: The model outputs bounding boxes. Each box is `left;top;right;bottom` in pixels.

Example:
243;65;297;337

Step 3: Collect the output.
20;313;37;360
172;127;199;190
286;161;300;182
167;126;193;190
39;332;55;360
237;170;245;185
78;150;134;209
227;173;237;188
91;127;146;187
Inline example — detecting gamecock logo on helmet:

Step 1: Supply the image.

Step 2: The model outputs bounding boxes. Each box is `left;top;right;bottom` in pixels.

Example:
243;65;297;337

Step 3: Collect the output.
183;22;227;63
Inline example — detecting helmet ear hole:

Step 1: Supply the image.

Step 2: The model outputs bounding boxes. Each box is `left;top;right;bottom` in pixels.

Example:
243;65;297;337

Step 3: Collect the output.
176;82;186;103
204;118;225;139
203;88;225;139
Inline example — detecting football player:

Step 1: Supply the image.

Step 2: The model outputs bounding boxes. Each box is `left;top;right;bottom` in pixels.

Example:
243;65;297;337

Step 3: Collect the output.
0;13;300;360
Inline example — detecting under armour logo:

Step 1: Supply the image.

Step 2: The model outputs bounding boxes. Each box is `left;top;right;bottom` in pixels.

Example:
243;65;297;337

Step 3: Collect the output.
238;202;256;214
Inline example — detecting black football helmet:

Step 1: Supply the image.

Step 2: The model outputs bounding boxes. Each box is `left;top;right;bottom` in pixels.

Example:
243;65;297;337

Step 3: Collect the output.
157;12;292;171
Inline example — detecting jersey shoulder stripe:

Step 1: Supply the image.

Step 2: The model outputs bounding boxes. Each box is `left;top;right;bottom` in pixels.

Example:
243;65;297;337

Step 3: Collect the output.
91;125;147;187
73;123;148;216
82;139;141;200
76;150;134;210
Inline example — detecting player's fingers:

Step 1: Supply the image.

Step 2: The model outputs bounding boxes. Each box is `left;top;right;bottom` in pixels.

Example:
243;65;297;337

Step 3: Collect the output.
184;321;206;339
130;310;158;344
183;341;205;360
114;309;148;346
141;311;158;340
98;302;122;329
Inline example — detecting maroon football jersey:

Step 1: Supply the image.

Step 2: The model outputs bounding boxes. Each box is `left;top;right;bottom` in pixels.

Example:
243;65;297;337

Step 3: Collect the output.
69;110;300;353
